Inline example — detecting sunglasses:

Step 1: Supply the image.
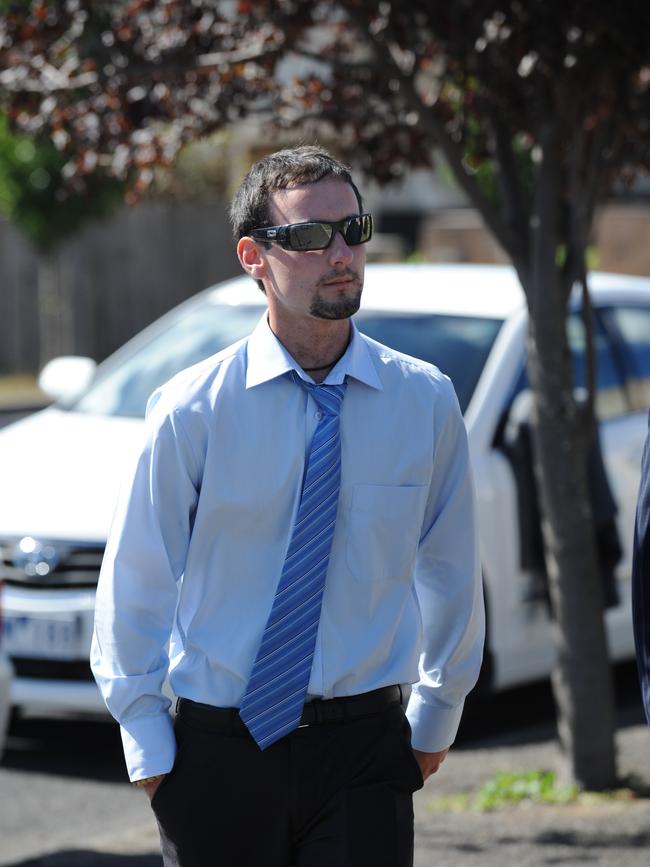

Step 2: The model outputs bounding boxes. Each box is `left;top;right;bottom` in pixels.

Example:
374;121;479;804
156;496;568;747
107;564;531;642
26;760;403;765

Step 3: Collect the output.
249;213;373;252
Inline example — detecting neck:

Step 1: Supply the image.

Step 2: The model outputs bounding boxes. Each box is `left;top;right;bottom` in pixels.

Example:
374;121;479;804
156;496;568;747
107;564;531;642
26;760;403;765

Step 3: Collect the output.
268;313;351;383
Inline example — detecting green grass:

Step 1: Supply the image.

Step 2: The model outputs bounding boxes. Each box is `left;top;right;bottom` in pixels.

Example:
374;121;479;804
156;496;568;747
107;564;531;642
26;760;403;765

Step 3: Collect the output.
428;770;650;813
0;374;44;407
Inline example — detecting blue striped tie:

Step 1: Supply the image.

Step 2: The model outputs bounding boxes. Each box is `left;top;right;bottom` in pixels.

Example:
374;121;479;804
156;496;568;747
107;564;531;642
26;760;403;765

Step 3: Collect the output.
239;371;347;749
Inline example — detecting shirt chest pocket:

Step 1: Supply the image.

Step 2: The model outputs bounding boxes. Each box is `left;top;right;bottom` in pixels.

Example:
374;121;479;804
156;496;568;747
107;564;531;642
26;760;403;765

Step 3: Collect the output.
346;484;428;582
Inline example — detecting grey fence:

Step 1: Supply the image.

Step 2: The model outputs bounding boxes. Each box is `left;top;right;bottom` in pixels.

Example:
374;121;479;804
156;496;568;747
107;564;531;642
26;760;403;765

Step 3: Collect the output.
0;199;243;375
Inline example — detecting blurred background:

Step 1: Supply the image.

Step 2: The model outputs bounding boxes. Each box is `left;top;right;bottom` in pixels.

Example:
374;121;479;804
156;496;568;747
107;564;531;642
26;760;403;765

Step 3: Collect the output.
3;123;650;397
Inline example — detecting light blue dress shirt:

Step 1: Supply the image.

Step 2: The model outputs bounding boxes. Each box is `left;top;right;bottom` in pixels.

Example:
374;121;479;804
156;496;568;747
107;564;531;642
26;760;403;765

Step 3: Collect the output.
91;314;484;781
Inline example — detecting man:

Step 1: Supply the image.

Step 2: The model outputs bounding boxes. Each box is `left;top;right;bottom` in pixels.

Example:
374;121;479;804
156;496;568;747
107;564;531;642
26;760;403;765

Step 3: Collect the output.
633;409;650;725
91;145;484;867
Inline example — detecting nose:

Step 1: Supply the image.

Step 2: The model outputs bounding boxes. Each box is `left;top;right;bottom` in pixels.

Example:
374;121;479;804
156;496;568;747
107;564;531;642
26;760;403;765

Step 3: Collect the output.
327;229;354;266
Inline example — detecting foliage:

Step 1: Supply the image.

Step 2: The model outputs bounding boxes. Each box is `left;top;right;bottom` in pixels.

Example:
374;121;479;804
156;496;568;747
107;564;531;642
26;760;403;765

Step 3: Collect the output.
0;1;280;198
1;2;649;230
151;130;232;202
428;770;649;813
0;114;123;251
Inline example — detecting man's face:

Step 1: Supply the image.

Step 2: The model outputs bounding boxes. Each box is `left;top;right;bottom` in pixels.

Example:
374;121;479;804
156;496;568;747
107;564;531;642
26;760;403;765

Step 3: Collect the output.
260;177;366;326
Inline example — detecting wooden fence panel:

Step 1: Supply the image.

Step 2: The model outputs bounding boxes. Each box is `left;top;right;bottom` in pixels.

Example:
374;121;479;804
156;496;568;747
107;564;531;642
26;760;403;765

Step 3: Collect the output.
0;220;39;373
0;199;243;375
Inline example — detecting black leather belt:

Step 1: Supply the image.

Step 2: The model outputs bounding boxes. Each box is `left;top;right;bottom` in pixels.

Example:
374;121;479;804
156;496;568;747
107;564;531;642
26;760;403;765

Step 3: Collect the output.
177;685;403;735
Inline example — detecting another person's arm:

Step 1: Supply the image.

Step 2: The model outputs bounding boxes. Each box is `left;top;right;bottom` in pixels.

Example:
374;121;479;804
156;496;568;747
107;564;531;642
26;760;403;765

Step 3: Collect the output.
633;409;650;727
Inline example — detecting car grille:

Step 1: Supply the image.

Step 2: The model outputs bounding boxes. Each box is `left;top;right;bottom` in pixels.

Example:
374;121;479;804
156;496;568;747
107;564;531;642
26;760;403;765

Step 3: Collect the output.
12;657;95;681
0;537;104;588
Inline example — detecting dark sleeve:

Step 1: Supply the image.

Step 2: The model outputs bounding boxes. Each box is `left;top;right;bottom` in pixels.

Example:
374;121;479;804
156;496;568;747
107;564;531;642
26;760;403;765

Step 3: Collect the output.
632;408;650;726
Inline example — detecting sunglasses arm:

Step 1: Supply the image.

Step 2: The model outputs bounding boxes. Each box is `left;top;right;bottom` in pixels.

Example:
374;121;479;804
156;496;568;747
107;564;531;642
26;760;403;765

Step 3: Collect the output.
251;226;289;246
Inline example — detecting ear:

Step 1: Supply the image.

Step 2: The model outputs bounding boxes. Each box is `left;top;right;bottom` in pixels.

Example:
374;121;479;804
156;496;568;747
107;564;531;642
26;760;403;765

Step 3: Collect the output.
237;237;268;282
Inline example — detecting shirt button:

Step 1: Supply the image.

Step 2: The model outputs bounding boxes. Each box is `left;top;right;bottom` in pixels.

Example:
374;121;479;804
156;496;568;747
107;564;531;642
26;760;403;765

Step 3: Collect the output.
315;411;323;420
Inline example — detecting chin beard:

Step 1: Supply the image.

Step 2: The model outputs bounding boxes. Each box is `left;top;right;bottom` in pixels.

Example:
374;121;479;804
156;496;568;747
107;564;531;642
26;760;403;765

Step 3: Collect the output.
310;290;362;320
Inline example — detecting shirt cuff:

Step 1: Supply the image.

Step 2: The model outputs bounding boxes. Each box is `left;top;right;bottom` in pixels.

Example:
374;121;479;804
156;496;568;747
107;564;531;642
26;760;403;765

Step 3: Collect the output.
405;690;465;753
120;712;176;782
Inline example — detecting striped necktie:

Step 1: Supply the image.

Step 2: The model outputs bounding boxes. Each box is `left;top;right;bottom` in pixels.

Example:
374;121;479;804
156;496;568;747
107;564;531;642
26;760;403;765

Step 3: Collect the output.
239;371;347;749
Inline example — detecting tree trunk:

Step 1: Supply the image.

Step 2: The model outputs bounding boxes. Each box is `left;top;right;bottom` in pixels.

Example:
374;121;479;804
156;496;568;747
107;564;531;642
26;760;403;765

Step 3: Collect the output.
524;263;617;790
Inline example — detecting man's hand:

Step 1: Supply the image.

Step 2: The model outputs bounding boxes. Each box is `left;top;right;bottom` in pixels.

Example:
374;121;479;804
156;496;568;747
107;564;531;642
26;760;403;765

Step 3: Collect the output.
142;775;166;801
413;748;449;783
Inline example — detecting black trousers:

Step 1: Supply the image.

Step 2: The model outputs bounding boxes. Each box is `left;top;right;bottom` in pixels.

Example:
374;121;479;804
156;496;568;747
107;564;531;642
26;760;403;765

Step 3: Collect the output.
150;702;424;867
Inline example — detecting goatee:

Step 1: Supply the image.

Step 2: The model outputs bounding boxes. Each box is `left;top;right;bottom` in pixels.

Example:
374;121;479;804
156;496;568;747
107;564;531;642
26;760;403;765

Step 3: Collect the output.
309;291;362;320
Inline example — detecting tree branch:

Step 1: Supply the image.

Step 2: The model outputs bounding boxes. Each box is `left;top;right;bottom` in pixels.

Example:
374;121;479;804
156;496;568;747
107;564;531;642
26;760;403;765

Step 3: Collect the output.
197;41;284;68
481;99;530;268
288;46;371;71
584;120;617;230
347;17;519;259
530;119;560;309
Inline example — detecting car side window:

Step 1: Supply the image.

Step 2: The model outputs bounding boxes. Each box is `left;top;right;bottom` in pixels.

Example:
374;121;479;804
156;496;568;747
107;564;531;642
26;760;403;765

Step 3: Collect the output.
598;306;650;413
506;311;629;422
566;312;630;420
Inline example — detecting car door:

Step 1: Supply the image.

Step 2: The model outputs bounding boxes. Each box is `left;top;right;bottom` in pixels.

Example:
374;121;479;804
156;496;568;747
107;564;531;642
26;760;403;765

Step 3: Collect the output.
492;308;633;687
596;304;650;658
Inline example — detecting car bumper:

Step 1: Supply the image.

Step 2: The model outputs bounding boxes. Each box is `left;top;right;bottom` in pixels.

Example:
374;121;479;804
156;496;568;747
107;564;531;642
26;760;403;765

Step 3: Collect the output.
10;675;108;717
3;585;106;717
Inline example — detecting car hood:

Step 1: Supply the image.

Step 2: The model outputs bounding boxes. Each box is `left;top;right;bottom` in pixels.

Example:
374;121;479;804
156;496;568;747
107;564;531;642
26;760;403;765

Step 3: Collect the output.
0;407;143;541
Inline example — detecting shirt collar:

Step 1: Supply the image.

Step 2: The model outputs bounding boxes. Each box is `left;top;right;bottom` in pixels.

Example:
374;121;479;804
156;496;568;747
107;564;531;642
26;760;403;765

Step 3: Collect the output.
245;313;383;391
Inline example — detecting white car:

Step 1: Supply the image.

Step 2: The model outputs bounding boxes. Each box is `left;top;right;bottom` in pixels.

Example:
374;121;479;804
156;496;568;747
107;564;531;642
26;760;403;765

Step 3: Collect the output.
1;263;649;716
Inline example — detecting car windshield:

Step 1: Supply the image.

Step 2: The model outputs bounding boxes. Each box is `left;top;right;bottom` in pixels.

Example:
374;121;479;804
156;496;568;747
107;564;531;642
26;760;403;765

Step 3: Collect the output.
70;300;502;419
356;313;502;412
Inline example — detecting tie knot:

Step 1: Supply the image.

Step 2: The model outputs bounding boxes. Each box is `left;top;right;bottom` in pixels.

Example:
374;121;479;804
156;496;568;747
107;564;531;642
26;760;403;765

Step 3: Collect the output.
290;370;347;416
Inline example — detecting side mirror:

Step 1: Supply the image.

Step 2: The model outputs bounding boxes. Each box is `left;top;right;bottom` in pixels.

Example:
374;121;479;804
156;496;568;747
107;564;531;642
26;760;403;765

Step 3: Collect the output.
38;356;97;402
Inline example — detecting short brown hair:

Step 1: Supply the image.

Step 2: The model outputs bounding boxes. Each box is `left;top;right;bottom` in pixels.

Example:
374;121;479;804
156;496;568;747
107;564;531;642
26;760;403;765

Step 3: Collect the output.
229;145;363;242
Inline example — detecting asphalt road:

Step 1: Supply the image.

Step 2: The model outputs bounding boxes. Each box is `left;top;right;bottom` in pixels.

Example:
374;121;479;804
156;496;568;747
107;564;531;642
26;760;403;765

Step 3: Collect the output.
0;713;156;866
0;665;648;867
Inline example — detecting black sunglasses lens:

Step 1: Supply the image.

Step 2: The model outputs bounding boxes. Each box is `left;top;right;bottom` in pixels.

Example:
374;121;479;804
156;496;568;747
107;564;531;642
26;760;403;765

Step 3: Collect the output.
285;215;372;250
288;223;332;251
343;218;362;245
344;215;372;246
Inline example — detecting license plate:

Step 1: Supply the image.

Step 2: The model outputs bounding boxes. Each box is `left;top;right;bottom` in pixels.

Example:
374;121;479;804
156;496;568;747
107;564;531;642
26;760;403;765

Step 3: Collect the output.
3;613;85;660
